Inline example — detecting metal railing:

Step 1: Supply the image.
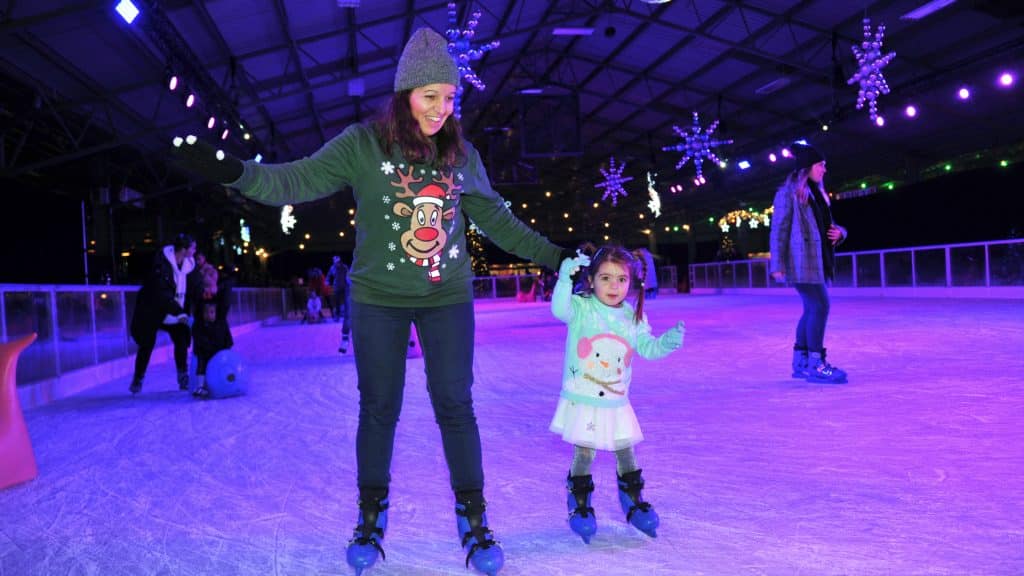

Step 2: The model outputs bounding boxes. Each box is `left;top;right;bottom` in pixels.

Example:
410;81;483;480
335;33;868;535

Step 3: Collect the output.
1;284;285;387
689;239;1024;292
5;265;682;388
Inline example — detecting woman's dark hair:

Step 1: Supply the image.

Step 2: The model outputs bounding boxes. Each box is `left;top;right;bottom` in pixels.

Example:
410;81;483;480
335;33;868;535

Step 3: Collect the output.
172;232;194;252
373;90;466;169
578;242;647;324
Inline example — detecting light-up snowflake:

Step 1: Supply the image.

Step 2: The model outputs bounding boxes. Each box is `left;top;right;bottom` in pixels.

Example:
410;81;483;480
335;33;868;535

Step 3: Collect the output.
280;205;296;235
646;171;661;218
847;18;895;123
446;2;500;119
662;111;733;180
594;157;633;207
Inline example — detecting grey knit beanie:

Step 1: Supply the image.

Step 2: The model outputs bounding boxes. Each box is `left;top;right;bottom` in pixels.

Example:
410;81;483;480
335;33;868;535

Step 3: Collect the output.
394;28;461;92
791;142;826;168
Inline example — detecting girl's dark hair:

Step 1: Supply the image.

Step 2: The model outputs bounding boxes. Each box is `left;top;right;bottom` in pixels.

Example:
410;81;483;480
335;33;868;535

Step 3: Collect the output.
578;242;647;324
373;91;466;169
172;233;194;252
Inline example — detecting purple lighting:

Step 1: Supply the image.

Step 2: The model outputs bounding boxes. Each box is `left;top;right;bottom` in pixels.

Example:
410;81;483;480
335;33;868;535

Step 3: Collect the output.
904;105;917;118
769;153;778;163
998;72;1014;87
958;87;970;100
781;148;792;158
875;115;886;127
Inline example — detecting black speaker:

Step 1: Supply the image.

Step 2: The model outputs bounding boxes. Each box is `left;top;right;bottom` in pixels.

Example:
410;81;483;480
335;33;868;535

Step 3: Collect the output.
519;93;582;158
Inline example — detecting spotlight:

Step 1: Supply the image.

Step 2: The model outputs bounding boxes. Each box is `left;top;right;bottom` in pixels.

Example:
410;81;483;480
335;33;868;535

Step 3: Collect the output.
221;127;230;140
904;105;917;118
207;115;216;129
185;92;196;108
115;0;140;24
875;115;885;127
821;124;829;131
957;87;970;100
998;72;1015;87
780;148;791;158
738;160;751;170
769;153;777;163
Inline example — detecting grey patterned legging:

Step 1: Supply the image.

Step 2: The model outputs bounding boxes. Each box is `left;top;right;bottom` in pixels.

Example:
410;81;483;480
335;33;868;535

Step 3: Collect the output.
571;444;638;477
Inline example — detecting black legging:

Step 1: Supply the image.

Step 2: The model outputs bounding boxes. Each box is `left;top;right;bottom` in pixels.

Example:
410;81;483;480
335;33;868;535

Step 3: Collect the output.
132;323;191;380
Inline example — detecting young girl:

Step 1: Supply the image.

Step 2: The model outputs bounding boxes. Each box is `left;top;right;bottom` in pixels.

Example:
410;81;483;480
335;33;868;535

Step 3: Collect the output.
550;244;685;543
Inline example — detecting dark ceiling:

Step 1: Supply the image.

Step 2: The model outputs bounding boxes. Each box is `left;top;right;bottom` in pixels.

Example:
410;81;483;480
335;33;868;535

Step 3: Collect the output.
1;0;1022;252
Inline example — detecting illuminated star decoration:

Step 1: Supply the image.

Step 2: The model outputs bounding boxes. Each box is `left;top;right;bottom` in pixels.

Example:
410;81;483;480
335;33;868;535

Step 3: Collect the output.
646;171;662;218
280;205;297;235
847;18;895;124
595;157;633;207
662;111;733;180
446;2;500;119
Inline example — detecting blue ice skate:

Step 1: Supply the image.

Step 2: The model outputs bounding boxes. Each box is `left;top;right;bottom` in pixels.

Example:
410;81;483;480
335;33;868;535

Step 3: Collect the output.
566;473;597;543
455;494;504;575
617;469;659;538
346;493;388;575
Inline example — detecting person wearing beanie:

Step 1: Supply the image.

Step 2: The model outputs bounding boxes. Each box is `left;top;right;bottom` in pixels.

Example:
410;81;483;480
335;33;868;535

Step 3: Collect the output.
769;142;849;384
171;26;583;576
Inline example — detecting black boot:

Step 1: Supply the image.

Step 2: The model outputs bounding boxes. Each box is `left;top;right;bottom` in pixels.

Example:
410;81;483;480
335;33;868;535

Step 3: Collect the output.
455;490;504;575
177;371;189;390
617;469;659;538
346;488;389;576
566;473;597;543
129;376;143;395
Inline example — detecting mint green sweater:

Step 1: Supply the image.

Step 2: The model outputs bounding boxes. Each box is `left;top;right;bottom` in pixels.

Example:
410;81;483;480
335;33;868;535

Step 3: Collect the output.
230;123;563;307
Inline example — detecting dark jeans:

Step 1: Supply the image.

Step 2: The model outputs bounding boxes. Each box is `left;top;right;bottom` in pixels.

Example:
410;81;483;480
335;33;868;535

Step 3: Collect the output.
793;282;830;353
351;300;481;493
336;288;351;336
132;323;190;380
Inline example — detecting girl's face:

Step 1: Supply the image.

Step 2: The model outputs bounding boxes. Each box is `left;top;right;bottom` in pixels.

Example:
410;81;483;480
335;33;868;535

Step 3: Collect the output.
409;83;456;136
807;161;827;183
591;260;631;307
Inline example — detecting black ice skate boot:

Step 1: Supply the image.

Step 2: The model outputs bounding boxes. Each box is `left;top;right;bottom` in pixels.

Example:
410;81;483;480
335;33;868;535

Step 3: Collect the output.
346;489;389;576
455;490;504;575
617;469;659;538
792;346;809;378
566;473;597;543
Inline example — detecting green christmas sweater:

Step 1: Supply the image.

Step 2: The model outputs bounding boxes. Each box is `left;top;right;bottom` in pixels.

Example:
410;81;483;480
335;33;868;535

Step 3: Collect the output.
229;123;563;307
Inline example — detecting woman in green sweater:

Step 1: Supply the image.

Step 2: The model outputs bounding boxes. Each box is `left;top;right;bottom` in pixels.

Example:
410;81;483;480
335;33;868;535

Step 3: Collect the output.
173;27;574;576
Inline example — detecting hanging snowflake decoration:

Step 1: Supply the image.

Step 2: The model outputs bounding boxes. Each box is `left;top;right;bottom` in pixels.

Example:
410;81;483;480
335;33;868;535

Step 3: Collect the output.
446;2;500;119
847;18;895;124
662;111;733;180
594;157;633;207
646;171;661;218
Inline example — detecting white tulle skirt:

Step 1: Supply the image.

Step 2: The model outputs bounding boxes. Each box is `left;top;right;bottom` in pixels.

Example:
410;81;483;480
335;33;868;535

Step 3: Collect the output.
549;397;643;451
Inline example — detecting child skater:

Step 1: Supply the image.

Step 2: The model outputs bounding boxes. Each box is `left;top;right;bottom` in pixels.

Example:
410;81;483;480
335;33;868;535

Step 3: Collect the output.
191;267;234;398
550;244;685;543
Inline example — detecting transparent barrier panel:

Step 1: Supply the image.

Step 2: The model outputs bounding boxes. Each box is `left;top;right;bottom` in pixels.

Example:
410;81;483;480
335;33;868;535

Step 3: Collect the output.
950;245;986;286
989;242;1024;287
494;276;521;298
721;264;735;289
834;255;854;287
735;262;750;288
751;261;768;288
914;249;947;287
56;291;95;373
884;251;914;287
5;291;57;383
856;254;882;287
95;290;128;362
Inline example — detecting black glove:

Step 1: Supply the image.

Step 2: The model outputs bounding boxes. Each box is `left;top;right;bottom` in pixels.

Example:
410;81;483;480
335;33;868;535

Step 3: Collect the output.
171;135;244;184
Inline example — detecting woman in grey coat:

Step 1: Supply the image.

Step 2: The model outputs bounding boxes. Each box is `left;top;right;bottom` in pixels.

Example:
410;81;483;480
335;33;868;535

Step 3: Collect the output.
769;143;848;383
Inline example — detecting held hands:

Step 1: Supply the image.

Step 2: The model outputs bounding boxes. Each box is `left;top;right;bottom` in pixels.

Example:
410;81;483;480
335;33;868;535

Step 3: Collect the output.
558;250;591;279
171;135;244;184
771;271;786;283
663;321;685;350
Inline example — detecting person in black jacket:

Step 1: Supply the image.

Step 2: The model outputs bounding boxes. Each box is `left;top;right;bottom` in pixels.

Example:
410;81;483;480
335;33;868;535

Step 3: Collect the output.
190;266;234;398
129;233;196;394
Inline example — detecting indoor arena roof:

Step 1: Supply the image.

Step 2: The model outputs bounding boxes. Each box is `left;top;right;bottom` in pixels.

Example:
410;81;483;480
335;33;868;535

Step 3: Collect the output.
1;0;1022;240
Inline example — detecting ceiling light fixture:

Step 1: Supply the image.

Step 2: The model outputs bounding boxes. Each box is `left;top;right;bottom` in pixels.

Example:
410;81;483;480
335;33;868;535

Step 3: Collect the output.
552;27;594;36
900;0;957;21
